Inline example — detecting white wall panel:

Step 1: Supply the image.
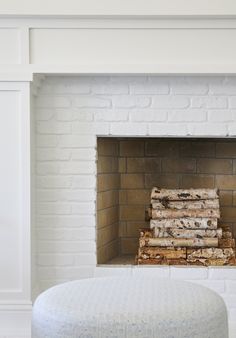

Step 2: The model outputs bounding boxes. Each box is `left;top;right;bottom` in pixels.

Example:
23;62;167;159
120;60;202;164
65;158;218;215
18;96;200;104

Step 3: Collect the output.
0;84;31;303
0;83;31;336
0;29;20;64
30;28;236;67
0;91;21;291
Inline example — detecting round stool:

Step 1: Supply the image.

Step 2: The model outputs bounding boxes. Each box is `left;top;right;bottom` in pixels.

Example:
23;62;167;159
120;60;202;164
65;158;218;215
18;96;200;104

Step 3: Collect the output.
32;277;228;338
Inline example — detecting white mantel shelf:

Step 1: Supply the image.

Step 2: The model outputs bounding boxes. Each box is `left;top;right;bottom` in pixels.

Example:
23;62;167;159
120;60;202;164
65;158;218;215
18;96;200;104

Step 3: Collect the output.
1;15;236;76
1;0;236;17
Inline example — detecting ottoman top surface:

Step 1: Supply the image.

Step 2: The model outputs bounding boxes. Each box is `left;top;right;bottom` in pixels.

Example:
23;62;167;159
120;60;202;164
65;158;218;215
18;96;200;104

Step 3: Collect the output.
34;276;226;324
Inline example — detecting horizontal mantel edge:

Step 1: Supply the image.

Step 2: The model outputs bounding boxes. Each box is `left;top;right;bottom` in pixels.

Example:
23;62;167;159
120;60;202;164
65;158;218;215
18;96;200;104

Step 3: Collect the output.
2;65;236;81
1;0;236;18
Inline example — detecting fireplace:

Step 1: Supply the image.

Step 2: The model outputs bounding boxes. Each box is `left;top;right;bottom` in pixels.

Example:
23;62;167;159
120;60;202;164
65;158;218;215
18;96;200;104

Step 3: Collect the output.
97;136;236;264
34;75;236;276
2;9;236;337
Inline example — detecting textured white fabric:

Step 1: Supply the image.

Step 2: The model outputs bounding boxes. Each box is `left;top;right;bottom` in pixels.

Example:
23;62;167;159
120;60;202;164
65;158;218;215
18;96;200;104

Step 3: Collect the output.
32;277;228;338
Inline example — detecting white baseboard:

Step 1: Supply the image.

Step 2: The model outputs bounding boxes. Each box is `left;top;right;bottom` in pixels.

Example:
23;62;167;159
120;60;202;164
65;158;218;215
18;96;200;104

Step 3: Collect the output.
0;304;32;338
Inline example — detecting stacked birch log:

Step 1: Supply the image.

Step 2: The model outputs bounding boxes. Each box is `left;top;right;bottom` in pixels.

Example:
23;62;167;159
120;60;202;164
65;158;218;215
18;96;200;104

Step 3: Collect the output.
137;187;236;266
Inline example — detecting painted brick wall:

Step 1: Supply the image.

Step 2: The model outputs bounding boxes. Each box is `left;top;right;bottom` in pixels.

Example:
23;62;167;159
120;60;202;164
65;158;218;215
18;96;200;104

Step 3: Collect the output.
34;76;236;330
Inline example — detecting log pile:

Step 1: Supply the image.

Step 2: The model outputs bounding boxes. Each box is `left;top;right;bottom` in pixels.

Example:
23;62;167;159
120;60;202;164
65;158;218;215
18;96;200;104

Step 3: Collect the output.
136;187;236;266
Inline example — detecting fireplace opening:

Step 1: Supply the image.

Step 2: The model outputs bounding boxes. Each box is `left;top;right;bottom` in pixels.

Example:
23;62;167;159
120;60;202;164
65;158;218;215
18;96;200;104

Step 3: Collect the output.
96;137;236;265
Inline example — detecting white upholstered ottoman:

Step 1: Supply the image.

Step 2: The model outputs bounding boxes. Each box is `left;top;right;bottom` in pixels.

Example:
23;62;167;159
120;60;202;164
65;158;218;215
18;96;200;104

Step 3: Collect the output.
32;277;228;338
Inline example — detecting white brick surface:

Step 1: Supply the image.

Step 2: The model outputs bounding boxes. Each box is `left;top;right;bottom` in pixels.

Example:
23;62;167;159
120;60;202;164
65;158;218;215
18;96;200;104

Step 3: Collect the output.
34;75;236;318
209;267;236;280
226;280;236;294
130;82;169;95
129;110;167;122
37;121;71;134
132;266;170;278
188;123;228;136
74;96;111;108
35;108;54;121
60;161;96;174
37;203;71;215
94;110;129;122
36;176;71;188
91;83;129;95
71;202;96;215
36;227;95;241
170;267;208;280
36;189;95;202
37;240;96;253
110;122;147;135
228;123;236;136
56;109;93;121
94;267;132;277
229;96;236;108
36;96;71;108
71;148;96;160
208;110;233;122
210;78;236;95
171;78;209;95
37;267;94;280
112;95;151;108
71;175;96;189
36;148;71;161
152;95;190;108
149;123;188;136
37;162;60;175
71;121;109;135
36;215;95;228
37;254;75;266
191;96;228;109
168;109;207;122
36;135;58;147
59;135;96;148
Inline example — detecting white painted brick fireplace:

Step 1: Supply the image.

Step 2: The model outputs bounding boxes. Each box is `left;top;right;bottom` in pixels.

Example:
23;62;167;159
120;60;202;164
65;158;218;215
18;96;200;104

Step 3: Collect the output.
1;3;236;336
33;75;236;332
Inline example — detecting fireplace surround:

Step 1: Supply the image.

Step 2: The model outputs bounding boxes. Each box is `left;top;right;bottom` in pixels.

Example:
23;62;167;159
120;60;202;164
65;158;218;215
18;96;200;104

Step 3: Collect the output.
2;5;236;337
32;74;236;338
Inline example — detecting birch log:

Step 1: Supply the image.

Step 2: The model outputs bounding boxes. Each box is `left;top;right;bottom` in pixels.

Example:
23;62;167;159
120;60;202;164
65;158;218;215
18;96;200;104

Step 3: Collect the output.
137;258;188;265
152;208;220;219
187;247;235;266
136;257;164;265
139;228;153;238
151;199;219;210
150;218;218;229
187;248;235;259
222;231;233;239
219;238;236;248
187;258;236;266
151;187;219;201
153;227;222;239
138;247;186;259
140;237;218;248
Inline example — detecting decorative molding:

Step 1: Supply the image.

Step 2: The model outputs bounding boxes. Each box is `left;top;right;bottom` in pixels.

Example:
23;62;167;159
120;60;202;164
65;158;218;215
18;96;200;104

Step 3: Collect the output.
1;17;236;76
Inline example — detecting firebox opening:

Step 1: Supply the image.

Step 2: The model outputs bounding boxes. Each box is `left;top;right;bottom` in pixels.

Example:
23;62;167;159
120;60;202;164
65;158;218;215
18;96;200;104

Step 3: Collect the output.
96;137;236;265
